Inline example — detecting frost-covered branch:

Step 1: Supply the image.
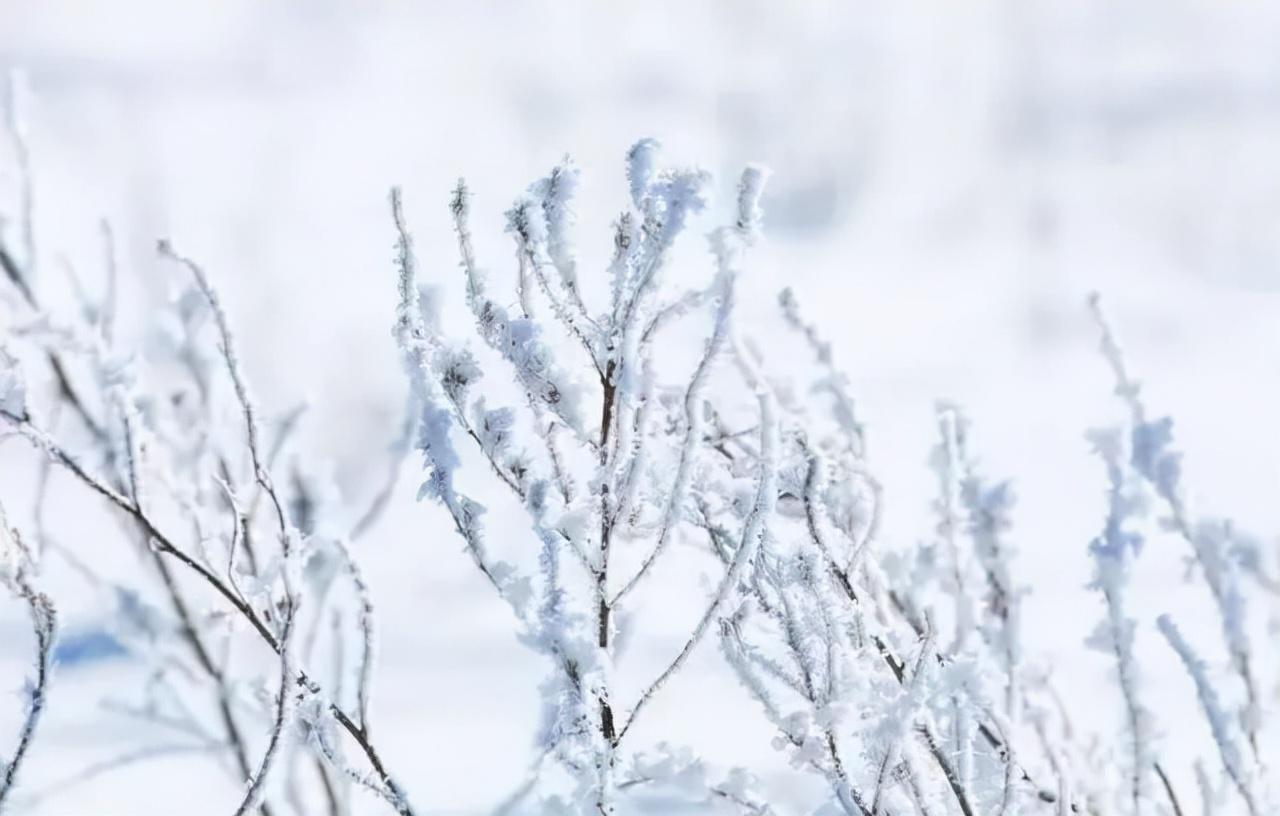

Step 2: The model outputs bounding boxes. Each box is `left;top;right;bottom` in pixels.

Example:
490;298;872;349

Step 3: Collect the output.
0;503;57;810
234;599;297;816
1089;294;1263;758
0;134;413;812
392;145;779;813
616;332;778;743
1083;425;1153;814
1156;615;1261;815
3;86;1277;816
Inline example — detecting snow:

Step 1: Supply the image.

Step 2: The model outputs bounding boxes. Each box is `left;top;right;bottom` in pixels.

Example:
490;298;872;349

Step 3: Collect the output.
2;1;1280;814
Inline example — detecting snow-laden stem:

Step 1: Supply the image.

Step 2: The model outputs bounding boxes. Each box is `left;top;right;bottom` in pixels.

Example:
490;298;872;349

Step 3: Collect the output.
616;332;778;743
394;150;777;813
2;85;417;816
1090;293;1262;759
3;406;413;812
4;71;36;288
0;508;56;811
1153;761;1186;816
1;229;283;816
1157;615;1260;816
158;240;290;539
609;274;731;604
4;412;413;813
234;599;297;816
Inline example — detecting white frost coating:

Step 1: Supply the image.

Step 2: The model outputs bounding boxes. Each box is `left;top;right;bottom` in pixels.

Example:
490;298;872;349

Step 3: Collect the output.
232;601;297;816
606;158;717;438
612;269;735;603
449;180;488;311
735;164;771;240
6;107;1280;815
392;187;525;613
0;111;417;814
158;242;262;469
332;537;377;731
452;180;585;434
390;187;463;504
651;166;713;245
531;158;583;304
931;404;975;655
1157;615;1261;816
507;196;549;246
1089;294;1185;511
1084;425;1153;814
158;239;294;548
0;346;25;417
955;424;1024;723
615;165;768;603
625;138;660;209
607;358;654;529
0;504;56;813
606;212;638;324
1190;520;1253;705
389;152;1280;814
1091;292;1263;755
777;287;865;458
4;70;36;285
107;382;146;508
617;332;778;742
871;627;935;812
391;148;789;812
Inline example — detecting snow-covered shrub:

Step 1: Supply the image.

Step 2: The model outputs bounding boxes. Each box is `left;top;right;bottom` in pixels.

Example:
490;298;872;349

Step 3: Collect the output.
1;73;1276;816
390;143;1278;816
390;144;777;813
0;77;415;816
715;304;1047;815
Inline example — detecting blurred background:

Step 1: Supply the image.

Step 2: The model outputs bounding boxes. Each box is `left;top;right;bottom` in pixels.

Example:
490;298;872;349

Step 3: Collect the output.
2;1;1279;813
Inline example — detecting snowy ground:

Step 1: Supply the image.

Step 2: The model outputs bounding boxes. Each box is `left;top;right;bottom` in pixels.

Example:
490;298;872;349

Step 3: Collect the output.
2;1;1280;813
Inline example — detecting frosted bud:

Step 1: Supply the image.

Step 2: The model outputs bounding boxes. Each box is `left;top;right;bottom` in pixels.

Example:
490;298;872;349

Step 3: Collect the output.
626;138;661;209
735;164;770;240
